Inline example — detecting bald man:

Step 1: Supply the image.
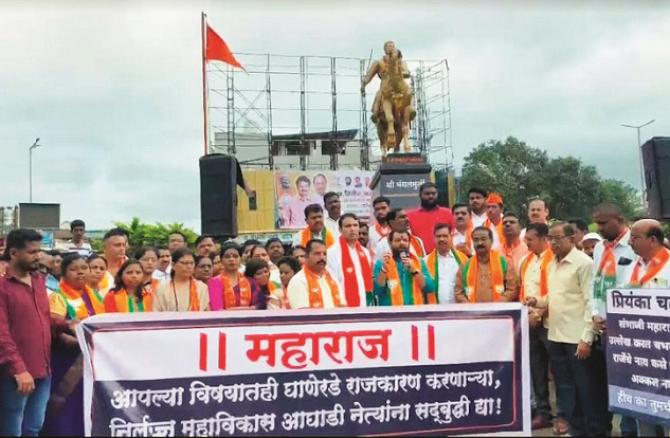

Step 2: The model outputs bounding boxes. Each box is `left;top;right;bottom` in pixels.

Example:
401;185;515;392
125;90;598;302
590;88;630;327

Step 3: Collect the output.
628;219;670;287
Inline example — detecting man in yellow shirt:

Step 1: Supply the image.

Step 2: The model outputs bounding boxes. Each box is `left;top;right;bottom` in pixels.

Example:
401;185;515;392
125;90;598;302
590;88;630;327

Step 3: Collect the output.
526;222;607;436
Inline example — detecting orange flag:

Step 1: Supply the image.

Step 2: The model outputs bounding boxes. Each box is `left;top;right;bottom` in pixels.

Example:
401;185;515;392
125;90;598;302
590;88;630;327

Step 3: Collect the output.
205;24;245;70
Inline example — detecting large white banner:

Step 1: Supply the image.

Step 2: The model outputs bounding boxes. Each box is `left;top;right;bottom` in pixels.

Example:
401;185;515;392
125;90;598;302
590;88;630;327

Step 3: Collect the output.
78;305;530;436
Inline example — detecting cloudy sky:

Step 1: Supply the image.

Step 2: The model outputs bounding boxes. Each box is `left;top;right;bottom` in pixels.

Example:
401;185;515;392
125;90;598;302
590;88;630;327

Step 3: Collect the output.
1;0;668;230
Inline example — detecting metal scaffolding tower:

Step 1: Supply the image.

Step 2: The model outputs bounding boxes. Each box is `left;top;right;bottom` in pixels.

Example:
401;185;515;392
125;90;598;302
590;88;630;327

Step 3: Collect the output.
207;52;453;172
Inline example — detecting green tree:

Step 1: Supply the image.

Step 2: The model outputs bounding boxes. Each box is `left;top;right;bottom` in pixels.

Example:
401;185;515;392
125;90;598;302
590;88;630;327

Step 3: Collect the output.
458;137;644;222
598;179;645;219
114;218;198;252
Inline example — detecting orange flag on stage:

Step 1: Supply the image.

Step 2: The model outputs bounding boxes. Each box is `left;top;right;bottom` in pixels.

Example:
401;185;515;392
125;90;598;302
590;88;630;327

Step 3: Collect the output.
205;24;245;70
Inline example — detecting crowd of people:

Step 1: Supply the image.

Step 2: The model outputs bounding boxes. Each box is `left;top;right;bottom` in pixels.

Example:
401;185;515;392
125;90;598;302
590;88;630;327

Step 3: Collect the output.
0;181;668;436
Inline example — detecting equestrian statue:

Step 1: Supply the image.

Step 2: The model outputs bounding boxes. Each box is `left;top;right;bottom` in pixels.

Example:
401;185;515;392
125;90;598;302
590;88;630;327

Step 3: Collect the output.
361;41;416;156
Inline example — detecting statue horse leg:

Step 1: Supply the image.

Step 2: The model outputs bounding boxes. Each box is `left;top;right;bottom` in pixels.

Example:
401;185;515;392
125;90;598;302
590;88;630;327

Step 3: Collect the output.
382;98;396;151
402;104;413;152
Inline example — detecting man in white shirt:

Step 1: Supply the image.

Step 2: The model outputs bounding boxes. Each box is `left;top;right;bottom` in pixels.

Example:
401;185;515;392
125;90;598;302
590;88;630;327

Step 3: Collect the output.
374;208;425;263
628;219;670;287
468;187;488;228
152;247;171;281
368;196;392;252
287;239;344;309
528;222;607;436
451;203;472;257
424;223;466;304
627;218;670;436
520;198;550;240
323;192;342;239
591;203;637;438
327;214;373;307
520;223;555;430
59;219;92;257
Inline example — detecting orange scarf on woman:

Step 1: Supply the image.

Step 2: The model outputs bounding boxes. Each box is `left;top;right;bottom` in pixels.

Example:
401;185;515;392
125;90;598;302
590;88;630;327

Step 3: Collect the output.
303;266;342;308
171;279;201;311
300;227;335;248
58;280;105;320
340;237;373;307
462;251;506;303
220;273;252;308
519;249;553;302
104;288;153;313
386;253;435;305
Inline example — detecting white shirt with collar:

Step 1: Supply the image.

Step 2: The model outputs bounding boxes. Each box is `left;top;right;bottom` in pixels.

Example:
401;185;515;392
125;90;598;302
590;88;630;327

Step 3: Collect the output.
471;211;487;228
424;250;461;304
626;248;670;288
287;269;344;309
327;239;371;307
324;216;341;239
152;266;171;281
591;229;636;316
368;223;390;253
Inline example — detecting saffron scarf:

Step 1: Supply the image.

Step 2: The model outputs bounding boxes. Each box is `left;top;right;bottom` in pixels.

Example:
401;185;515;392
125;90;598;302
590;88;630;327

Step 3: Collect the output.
409;234;426;258
171;279;201;311
104;288;152;313
426;248;468;295
220;273;252;309
303;266;342;308
375;223;390;240
593;228;628;302
484;217;505;247
300;227;336;248
144;278;161;295
57;279;105;320
386;253;435;305
629;248;670;286
462;251;507;303
339;236;373;307
518;249;553;302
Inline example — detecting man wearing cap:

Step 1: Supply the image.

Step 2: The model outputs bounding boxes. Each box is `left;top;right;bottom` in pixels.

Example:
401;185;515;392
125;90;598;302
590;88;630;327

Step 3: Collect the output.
581;233;602;259
484;193;505;250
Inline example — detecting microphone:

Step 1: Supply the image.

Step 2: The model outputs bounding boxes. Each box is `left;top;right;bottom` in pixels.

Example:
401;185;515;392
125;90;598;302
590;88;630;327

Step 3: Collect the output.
400;250;408;259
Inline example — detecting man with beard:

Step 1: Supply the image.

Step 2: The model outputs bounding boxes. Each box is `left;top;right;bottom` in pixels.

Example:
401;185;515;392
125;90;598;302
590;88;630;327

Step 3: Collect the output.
323;192;342;239
501;212;528;272
0;229;74;436
407;182;455;253
455;227;518;303
373;230;435;306
468;188;488;228
375;208;426;262
287;239;344;309
368;196;391;252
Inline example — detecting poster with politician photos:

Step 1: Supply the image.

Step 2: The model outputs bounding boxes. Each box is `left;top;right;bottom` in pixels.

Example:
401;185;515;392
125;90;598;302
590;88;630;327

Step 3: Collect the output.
274;170;374;229
77;305;531;436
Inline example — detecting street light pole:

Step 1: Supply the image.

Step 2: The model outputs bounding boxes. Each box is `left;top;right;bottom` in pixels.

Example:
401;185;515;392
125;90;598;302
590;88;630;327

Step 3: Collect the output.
29;138;41;202
621;120;655;203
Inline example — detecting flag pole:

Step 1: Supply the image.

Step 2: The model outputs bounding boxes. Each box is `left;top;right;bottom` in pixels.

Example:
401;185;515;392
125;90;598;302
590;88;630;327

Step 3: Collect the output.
201;12;209;156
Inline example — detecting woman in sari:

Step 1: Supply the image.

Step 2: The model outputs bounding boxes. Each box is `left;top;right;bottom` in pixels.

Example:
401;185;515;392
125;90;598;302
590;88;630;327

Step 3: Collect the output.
43;253;105;436
243;259;272;310
153;249;209;312
103;260;153;313
86;254;109;296
194;254;214;284
208;242;264;310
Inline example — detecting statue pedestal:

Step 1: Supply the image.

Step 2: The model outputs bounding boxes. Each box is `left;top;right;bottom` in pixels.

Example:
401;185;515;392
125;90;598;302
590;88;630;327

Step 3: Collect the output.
370;153;432;210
